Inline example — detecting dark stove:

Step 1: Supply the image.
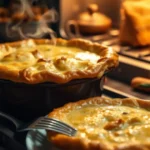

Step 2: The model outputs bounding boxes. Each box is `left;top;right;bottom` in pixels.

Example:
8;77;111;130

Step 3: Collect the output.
0;83;149;150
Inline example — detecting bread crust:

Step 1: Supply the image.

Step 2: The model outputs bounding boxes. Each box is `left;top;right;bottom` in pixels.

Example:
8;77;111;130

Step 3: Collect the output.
0;38;118;84
131;77;150;92
120;0;150;46
47;96;150;150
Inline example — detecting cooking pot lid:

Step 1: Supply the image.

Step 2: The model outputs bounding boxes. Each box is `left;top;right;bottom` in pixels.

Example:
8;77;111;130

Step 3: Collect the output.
78;4;111;26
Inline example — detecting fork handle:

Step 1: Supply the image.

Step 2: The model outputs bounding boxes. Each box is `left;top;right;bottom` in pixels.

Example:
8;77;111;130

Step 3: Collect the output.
0;111;22;129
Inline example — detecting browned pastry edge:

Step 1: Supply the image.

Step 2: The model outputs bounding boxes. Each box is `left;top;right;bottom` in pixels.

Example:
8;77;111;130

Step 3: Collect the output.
47;96;150;150
0;38;118;84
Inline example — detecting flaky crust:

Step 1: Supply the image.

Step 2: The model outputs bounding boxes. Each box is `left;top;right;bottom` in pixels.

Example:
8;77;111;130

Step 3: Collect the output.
47;96;150;150
0;38;118;84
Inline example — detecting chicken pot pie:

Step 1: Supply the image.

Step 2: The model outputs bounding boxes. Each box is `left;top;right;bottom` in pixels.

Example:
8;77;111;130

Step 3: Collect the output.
0;38;118;84
48;96;150;150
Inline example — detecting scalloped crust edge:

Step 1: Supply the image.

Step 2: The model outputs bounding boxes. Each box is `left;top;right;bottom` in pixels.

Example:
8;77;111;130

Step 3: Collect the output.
47;96;150;150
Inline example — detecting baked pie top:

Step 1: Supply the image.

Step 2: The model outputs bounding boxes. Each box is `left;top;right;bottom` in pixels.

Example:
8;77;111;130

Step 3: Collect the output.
0;38;118;84
48;97;150;150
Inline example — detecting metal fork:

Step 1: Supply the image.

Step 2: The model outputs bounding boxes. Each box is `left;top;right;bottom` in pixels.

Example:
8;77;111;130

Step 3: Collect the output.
18;116;77;136
0;112;77;137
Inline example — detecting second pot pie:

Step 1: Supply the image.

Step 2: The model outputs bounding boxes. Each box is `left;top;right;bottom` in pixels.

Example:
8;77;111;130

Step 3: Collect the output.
47;96;150;150
0;38;118;84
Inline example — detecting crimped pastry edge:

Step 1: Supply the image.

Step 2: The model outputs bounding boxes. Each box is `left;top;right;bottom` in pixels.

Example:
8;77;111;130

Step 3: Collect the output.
47;96;150;150
0;38;118;84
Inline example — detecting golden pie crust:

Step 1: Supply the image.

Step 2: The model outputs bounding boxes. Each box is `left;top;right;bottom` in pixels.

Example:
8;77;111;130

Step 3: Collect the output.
47;96;150;150
0;38;118;84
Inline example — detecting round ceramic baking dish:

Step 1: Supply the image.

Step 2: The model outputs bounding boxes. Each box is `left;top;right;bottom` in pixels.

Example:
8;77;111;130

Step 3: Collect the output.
0;77;105;121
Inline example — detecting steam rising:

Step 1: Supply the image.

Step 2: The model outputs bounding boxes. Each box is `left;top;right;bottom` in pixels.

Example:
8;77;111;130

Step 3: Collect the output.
21;0;34;17
6;0;58;42
26;9;58;38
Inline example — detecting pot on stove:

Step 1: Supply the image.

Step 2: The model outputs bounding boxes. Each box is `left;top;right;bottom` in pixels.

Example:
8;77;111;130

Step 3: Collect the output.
66;4;112;37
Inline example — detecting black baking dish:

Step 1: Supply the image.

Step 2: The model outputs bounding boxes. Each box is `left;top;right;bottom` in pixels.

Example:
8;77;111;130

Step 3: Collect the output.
0;77;105;121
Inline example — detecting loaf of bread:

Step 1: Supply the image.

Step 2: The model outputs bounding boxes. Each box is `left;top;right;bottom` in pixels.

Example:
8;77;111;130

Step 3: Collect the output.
119;0;150;47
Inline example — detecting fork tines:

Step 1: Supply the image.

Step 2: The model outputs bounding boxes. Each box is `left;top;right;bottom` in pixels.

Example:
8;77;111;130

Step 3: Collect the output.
30;117;77;136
